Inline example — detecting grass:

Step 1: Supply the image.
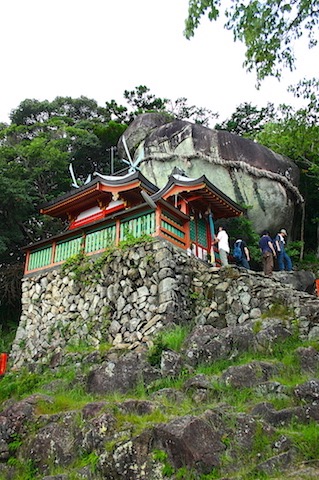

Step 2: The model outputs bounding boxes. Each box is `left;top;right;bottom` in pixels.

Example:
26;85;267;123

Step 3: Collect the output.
147;324;192;366
36;388;95;414
5;458;38;480
115;408;169;436
73;451;99;473
209;382;257;411
2;318;319;479
281;420;319;462
65;341;96;354
0;370;45;403
0;331;311;413
163;324;191;351
261;303;295;322
0;366;78;403
64;339;113;357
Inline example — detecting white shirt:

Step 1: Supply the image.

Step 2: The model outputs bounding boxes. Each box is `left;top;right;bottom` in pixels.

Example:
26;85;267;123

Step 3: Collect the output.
217;230;230;253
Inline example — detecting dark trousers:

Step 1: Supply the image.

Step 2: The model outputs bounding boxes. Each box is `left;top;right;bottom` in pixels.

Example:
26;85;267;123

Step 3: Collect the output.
237;257;250;269
262;251;274;275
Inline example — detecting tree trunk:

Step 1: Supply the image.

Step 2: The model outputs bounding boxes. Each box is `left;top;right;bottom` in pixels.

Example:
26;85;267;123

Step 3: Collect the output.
300;202;305;261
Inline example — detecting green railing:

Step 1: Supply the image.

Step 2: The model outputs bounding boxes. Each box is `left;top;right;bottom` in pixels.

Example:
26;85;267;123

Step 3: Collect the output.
161;210;185;244
190;219;196;242
161;219;185;239
198;218;208;248
25;211;157;273
120;211;155;241
190;218;208;247
54;237;83;263
28;246;53;271
85;224;116;253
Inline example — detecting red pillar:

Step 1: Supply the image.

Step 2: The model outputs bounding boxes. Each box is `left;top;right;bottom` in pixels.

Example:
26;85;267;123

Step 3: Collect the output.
0;353;8;376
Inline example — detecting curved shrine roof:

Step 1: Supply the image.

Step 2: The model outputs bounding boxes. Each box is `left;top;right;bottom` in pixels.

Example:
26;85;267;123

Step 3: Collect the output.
152;173;244;219
40;171;159;219
39;169;244;223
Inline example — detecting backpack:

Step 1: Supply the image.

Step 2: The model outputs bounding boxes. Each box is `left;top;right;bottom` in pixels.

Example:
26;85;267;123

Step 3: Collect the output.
273;235;282;253
233;240;243;261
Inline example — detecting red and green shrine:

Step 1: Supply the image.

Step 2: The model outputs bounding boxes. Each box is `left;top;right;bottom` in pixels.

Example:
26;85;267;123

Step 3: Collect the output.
24;169;244;274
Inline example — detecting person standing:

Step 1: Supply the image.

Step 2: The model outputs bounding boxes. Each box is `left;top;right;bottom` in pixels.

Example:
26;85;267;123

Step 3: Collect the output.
215;226;230;267
275;228;293;271
233;238;251;269
259;230;277;276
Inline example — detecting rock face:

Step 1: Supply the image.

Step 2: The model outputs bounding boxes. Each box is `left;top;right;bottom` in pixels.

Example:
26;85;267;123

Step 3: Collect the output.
118;113;303;236
2;241;319;479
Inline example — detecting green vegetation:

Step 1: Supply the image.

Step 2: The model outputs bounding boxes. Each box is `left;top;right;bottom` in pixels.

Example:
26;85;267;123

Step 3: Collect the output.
286;421;319;461
261;303;296;322
215;214;261;264
61;248;112;283
7;434;22;454
1;323;319;479
116;408;169;437
184;0;318;83
0;366;78;404
36;389;94;415
285;241;304;263
0;323;16;353
1;84;319;352
75;452;99;473
61;235;154;284
118;232;154;249
64;339;112;356
152;449;175;476
147;324;191;367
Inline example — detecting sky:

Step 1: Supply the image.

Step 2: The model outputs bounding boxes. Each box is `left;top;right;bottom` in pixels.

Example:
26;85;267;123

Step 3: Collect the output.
0;0;318;126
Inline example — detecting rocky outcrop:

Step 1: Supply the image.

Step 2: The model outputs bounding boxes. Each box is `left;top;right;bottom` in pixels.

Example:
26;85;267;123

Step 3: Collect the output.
118;113;303;235
3;240;319;479
2;317;319;479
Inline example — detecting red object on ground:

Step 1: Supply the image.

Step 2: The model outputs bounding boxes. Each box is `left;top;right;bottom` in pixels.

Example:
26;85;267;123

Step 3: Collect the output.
316;279;319;297
0;353;8;375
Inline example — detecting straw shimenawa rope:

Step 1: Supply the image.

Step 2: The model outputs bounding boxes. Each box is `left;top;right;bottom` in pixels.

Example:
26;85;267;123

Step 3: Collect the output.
141;152;304;204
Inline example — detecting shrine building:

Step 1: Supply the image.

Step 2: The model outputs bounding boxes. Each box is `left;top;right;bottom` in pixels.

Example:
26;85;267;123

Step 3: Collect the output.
23;169;245;275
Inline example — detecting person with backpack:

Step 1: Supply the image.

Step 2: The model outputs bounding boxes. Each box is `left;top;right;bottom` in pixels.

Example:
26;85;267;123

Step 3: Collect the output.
233;238;251;269
274;228;293;271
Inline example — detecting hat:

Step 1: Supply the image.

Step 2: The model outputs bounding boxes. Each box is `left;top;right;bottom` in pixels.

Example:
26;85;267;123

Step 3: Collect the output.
280;229;287;235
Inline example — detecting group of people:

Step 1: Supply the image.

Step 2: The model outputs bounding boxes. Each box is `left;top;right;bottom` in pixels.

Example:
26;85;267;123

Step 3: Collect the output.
258;228;292;275
213;226;292;275
213;226;250;269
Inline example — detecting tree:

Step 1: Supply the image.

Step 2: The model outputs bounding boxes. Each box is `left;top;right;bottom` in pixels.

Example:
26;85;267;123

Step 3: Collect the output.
0;98;128;262
0;155;33;258
10;96;106;126
124;85;168;114
255;84;319;256
168;97;218;125
105;85;217;127
184;0;319;83
215;102;277;135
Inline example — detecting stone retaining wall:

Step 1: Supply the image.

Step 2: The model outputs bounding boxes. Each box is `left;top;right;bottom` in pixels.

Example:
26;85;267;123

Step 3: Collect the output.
10;239;319;368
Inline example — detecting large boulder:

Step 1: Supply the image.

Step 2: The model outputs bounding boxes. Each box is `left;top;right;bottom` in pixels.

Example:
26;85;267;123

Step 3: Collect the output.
118;114;303;235
86;352;160;395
